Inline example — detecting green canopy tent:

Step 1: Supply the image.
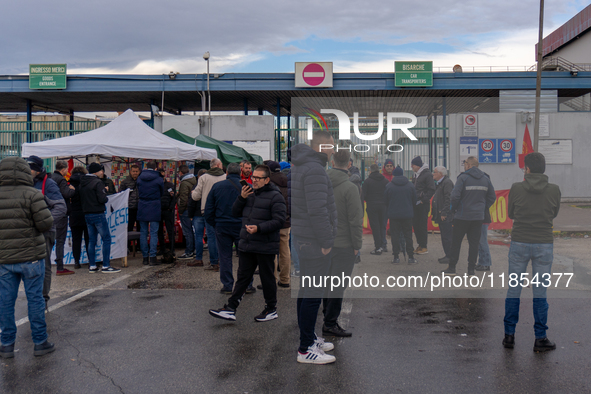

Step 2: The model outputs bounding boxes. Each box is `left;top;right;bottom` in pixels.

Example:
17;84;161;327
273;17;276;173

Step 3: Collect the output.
163;129;263;167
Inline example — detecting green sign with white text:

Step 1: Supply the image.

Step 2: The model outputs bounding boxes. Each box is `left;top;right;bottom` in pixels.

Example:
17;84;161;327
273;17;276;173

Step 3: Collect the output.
395;61;433;87
29;64;67;89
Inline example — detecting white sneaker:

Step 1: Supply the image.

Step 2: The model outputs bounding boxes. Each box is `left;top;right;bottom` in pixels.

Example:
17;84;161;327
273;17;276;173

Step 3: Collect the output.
297;343;336;364
314;335;334;351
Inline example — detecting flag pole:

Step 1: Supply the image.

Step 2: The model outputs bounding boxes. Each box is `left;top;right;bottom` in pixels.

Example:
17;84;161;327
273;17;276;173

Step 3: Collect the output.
533;0;544;152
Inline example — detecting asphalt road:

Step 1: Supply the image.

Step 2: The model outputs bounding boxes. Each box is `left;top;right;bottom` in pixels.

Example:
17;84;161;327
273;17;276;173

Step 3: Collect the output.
2;233;590;393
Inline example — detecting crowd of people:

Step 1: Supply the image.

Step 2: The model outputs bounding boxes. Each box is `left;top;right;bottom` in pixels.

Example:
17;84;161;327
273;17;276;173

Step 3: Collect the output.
0;141;561;361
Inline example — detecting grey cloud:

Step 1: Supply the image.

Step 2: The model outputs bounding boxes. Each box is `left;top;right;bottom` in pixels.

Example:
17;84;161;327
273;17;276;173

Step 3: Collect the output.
0;0;576;73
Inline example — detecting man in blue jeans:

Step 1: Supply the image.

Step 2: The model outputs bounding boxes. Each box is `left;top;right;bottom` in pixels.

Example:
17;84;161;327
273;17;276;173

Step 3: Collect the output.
79;163;121;273
204;163;243;293
503;152;561;352
0;156;56;358
137;161;164;266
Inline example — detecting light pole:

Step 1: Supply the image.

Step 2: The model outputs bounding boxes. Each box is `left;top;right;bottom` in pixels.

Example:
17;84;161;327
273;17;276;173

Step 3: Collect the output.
203;51;211;137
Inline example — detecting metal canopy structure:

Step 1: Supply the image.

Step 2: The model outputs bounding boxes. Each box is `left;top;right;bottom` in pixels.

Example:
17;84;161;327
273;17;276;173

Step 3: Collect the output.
1;71;591;116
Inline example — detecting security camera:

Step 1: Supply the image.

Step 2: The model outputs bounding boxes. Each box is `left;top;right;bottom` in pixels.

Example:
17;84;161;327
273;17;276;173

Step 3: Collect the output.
203;51;210;60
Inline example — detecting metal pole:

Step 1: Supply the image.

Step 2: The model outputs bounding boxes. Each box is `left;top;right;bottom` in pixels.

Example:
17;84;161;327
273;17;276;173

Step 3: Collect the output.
287;108;291;151
276;98;281;161
428;115;432;171
244;98;248;115
207;58;211;137
442;96;447;168
533;0;544;152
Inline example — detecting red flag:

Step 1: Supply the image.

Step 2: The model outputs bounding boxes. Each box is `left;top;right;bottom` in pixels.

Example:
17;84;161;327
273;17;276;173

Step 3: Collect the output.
65;158;74;181
518;124;534;168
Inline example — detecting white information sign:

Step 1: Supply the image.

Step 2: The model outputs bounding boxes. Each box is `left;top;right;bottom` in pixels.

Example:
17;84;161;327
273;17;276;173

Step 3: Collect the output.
538;139;572;165
233;140;271;161
538;114;550;137
51;189;130;265
463;114;478;136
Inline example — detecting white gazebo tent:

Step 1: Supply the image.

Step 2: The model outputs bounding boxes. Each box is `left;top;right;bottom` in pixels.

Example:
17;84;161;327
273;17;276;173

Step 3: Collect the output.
21;109;217;161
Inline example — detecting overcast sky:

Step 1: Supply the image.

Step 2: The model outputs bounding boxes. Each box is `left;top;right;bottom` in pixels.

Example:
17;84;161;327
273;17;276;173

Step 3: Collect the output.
1;0;588;75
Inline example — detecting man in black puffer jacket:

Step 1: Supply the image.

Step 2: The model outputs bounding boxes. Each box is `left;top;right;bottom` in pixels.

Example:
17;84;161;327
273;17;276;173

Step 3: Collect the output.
290;131;338;365
385;166;417;264
157;168;176;257
0;157;55;358
209;165;286;323
362;164;388;255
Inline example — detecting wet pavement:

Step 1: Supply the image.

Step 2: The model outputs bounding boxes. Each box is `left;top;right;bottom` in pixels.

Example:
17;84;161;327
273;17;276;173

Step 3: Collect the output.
2;233;591;393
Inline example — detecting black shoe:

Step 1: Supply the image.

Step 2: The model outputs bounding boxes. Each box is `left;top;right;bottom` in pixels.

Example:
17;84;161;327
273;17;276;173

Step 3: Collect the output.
408;257;417;265
149;256;161;266
246;286;256;294
33;341;55;357
370;248;383;255
354;255;361;264
209;305;236;321
142;257;149;265
277;281;290;288
0;344;15;358
322;323;352;337
74;262;82;269
502;334;515;349
534;337;556;352
254;305;278;322
392;257;401;264
382;246;388;253
442;267;456;275
475;265;490;271
220;287;233;295
439;257;450;265
468;269;476;276
256;284;263;290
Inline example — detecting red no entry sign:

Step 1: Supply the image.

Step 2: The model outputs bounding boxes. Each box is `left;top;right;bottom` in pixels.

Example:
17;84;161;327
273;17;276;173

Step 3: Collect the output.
499;139;513;152
481;139;494;152
302;63;326;86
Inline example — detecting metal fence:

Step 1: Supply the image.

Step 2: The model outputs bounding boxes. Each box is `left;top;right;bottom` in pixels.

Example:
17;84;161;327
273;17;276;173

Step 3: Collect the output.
275;116;449;180
0;119;154;160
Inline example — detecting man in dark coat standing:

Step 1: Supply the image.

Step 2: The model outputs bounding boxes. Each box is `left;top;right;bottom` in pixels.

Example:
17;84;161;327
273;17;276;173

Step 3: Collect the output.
79;163;120;273
157;168;176;257
291;131;338;365
137;161;164;266
204;163;244;293
0;157;56;358
385;166;417;264
51;160;76;276
119;164;141;232
209;165;286;322
431;166;454;263
441;156;496;276
362;164;388;255
411;156;436;255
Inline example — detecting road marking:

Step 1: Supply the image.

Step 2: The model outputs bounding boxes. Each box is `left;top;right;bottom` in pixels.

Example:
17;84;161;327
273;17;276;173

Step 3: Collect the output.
14;269;147;328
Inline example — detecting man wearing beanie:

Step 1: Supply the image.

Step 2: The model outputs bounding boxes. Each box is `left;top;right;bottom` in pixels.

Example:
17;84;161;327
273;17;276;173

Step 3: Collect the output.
410;156;435;255
385;166;417;264
27;156;67;306
79;162;120;273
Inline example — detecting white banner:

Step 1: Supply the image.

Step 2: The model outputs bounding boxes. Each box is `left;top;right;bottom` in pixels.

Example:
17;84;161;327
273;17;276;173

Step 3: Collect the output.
51;189;130;265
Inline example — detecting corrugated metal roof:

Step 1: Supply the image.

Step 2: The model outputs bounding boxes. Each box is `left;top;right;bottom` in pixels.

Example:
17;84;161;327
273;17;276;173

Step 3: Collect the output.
539;4;591;58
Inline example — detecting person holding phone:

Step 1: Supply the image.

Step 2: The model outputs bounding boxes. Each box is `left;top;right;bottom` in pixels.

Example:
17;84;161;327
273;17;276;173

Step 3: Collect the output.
209;165;286;322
